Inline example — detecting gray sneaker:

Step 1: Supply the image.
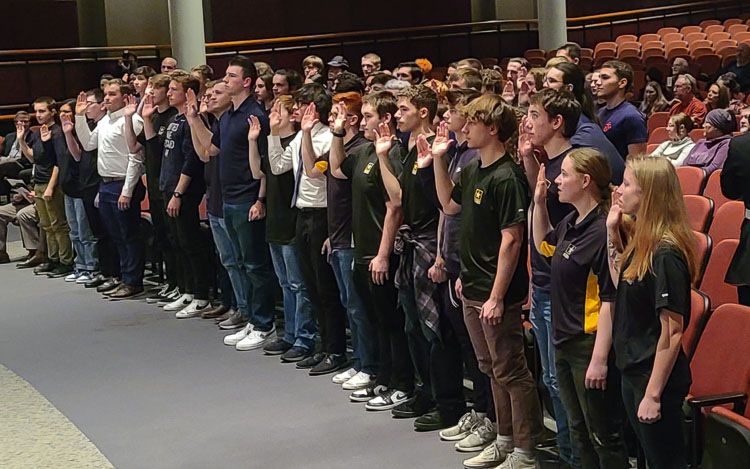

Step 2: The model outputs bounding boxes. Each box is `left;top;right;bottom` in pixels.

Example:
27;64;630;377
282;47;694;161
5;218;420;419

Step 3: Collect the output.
462;439;509;468
218;310;248;330
440;409;482;441
496;451;538;469
456;417;497;452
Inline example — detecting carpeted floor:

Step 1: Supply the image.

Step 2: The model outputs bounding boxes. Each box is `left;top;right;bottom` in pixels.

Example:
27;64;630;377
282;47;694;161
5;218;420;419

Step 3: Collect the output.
0;231;570;469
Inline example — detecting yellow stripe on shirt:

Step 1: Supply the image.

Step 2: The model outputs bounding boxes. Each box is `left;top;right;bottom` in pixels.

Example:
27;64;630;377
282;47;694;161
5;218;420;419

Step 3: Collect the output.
584;269;601;334
539;241;556;257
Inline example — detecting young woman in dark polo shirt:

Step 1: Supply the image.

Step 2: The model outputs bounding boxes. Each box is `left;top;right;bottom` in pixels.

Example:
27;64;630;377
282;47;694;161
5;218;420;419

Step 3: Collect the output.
532;148;629;469
607;156;696;469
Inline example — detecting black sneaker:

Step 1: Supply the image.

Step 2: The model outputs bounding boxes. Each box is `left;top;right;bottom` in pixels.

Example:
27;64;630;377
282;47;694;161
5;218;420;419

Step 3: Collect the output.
47;263;74;278
97;278;120;293
391;391;433;419
34;262;56;275
413;409;461;432
280;345;310;362
309;353;349;376
295;352;325;369
85;274;108;288
264;338;293;355
218;310;248;330
349;384;389;402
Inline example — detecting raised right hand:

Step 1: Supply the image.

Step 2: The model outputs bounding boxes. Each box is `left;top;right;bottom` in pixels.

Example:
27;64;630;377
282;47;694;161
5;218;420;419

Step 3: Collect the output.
141;94;156;119
332;101;347;134
185;88;199;119
123;94;137;118
61;113;74;134
40;124;51;142
373;122;393;157
269;100;282;132
606;189;623;231
15;120;26;140
75;91;88;115
247;115;262;141
533;163;547;206
416;134;434;169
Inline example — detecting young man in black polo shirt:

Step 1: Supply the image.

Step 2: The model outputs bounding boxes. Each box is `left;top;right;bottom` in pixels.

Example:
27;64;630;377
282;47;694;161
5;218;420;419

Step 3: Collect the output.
374;86;465;427
428;93;543;469
19;97;74;277
329;90;414;399
519;88;582;467
185;55;276;344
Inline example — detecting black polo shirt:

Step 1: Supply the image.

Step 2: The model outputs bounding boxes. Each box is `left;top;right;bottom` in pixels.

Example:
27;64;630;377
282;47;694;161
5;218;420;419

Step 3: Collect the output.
42;125;80;197
30;126;60;185
159;113;205;196
325;132;369;249
142;106;178;199
211;95;269;205
341;140;406;265
263;133;298;245
451;154;530;303
613;245;692;389
540;208;615;346
79;119;102;194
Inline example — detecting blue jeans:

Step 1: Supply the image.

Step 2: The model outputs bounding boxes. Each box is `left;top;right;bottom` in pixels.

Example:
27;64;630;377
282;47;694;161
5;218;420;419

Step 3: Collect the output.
269;243;316;350
222;202;274;331
530;287;580;466
209;214;241;311
98;180;145;287
330;248;377;374
64;195;98;272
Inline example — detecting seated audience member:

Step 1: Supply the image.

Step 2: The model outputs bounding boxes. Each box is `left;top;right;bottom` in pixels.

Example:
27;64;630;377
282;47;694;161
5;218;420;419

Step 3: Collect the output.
588;70;605;109
327;55;349;88
190;64;214;97
361;52;381;78
506;57;529;89
682;109;734;175
556;42;581;65
456;58;483;71
595;60;648;159
0;111;33;199
384;78;410;95
255;73;274;113
395;61;424;85
365;72;391;94
255;62;273;76
332;71;364;94
272;69;303;98
716;73;746;113
302;55;324;79
517;68;544;107
0;183;34;263
160;57;177;74
739;105;750;133
650;113;695;167
668;74;707;126
448;68;482;91
703;82;730;112
480;68;503;94
666;57;689;91
545;56;569;69
718;43;750;92
305;73;327;87
638;81;672;118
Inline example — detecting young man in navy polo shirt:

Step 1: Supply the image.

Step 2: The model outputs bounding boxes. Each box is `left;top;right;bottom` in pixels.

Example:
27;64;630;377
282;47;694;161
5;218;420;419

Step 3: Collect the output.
594;60;648;160
186;55;276;348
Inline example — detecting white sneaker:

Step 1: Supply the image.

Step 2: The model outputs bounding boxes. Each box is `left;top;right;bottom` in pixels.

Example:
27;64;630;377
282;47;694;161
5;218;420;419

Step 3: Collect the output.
76;272;93;284
342;371;376;390
496;451;538;469
364;389;411;411
332;368;357;384
163;293;193;311
440;409;482;441
455;417;497;452
462;440;511;468
64;271;80;282
235;326;275;351
175;299;210;319
224;323;253;346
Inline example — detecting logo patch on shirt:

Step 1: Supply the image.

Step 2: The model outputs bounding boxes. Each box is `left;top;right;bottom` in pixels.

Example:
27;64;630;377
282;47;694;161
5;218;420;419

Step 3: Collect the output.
602;121;612;133
563;243;577;259
473;189;483;204
364;162;375;174
412;161;419;175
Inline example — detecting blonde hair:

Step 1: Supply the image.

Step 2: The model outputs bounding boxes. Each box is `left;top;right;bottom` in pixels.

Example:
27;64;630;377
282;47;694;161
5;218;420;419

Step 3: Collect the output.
566;148;612;213
619;156;697;283
461;94;517;142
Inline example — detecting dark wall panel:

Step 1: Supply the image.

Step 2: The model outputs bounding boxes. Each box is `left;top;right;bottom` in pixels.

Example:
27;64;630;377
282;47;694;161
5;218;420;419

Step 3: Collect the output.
0;1;78;50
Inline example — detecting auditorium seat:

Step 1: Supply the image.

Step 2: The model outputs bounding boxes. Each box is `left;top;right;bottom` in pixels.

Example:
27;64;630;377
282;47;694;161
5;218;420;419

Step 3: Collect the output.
702;394;750;469
710;31;732;43
648;126;669;145
685;32;708;44
663;32;684;44
684;195;713;232
681;25;702;36
702;169;731;211
639;33;661;44
705;25;726;36
724;18;744;28
646;143;660;154
683;288;711;359
728;23;749;35
692;231;712;287
690;128;706;142
692;47;715;58
734;31;750;43
695;54;722;76
700;19;722;29
688;39;713;52
615;34;638;45
677;166;707;195
658;26;679;37
699;238;739;306
707;201;744;244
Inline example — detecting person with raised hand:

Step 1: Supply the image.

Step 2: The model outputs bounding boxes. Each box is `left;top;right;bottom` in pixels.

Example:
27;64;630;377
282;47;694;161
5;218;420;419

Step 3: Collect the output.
532;148;629;469
428;93;543;469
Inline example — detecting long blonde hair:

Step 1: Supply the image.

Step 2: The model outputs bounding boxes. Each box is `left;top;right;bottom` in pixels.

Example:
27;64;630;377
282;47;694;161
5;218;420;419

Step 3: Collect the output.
619;156;697;283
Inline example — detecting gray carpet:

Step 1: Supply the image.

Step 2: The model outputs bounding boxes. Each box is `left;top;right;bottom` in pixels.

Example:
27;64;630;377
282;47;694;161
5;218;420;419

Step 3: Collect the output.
0;262;480;469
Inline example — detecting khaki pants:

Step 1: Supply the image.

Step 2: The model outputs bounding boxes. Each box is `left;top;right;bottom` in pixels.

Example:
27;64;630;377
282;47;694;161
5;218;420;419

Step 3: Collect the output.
462;297;544;449
34;183;72;264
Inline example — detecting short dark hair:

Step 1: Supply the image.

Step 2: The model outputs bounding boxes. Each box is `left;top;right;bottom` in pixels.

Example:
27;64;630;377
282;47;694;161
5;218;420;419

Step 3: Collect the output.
508;57;530;70
601;60;634;92
275;69;303;91
13;110;30;122
102;78;134;95
334;71;364;94
558;42;582;61
461;94;517;142
258;72;274;92
227;55;257;82
293;83;332;123
191;64;214;82
32;96;56;111
398;85;438;121
362;91;398;119
457;58;483;70
133;66;156;79
369;72;392;87
85;88;105;103
172;74;201;95
449;68;482;91
397;62;424;82
445;88;482;108
529;88;582;138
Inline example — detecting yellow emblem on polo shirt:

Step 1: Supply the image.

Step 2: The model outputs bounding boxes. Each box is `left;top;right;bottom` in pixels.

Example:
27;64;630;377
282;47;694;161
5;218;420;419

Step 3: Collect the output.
474;188;483;204
364;162;375;174
412;161;419;175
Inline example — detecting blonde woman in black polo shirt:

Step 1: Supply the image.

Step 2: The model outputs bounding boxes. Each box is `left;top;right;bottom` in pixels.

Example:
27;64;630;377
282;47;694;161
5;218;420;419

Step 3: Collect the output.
532;148;629;469
607;156;696;469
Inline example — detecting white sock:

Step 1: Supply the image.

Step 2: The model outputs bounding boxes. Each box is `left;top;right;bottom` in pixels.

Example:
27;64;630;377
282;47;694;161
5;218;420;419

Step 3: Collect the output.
496;434;513;450
196;299;209;307
476;411;487;420
514;447;534;458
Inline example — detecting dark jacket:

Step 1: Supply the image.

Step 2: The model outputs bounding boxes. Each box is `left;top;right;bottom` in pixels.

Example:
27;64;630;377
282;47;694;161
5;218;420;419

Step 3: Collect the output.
721;133;750;285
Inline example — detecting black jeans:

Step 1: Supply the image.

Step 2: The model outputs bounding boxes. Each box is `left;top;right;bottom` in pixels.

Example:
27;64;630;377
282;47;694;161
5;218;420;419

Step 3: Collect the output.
555;335;629;469
400;281;466;417
353;257;414;393
621;371;689;469
82;186;120;278
149;193;178;289
163;192;209;299
295;208;346;354
445;276;494;420
738;285;750;307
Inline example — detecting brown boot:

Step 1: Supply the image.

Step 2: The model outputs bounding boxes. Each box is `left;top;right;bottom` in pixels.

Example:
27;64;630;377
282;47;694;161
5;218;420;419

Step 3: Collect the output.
0;251;10;264
16;251;46;269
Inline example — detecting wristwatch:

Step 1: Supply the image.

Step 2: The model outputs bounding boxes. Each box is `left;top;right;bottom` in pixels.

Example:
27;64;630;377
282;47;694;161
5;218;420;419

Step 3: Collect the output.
173;191;183;199
257;196;267;203
332;129;346;138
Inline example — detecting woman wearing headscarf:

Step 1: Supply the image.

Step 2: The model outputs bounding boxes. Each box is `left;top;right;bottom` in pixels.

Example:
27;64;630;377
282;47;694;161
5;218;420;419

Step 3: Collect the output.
682;109;735;175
